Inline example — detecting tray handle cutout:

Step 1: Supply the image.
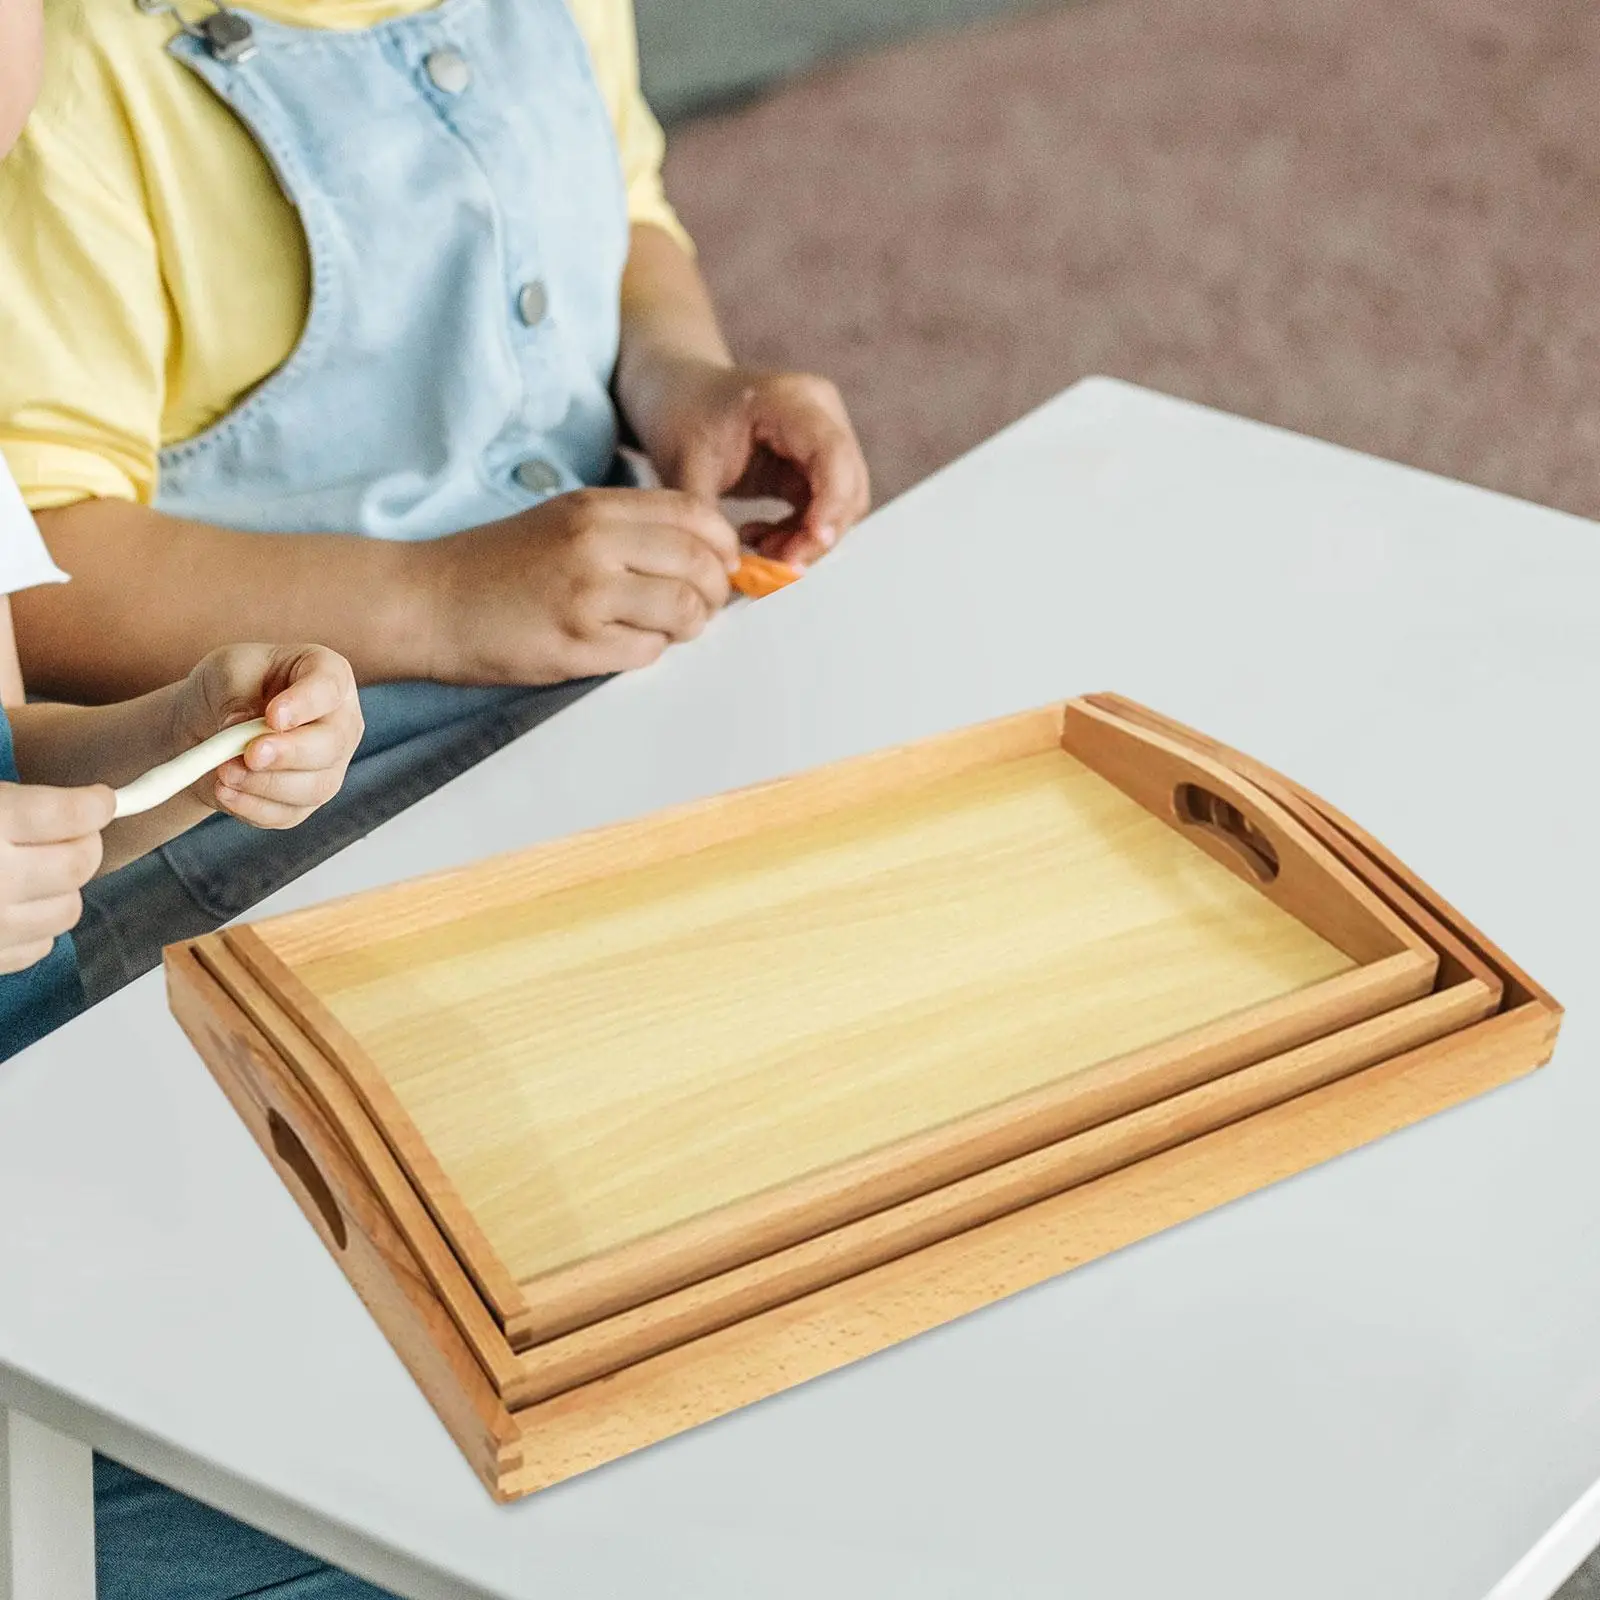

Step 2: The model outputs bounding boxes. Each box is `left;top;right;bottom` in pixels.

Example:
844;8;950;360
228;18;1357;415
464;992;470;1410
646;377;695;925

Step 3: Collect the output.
1060;699;1420;966
1173;782;1280;882
269;1109;348;1252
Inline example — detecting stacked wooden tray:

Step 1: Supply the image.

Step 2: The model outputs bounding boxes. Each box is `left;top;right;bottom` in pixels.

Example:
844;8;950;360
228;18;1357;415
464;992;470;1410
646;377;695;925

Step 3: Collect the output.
166;694;1562;1501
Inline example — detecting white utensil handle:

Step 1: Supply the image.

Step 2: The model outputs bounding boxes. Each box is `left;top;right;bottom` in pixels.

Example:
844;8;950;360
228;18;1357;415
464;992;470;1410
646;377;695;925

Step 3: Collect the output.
112;718;270;819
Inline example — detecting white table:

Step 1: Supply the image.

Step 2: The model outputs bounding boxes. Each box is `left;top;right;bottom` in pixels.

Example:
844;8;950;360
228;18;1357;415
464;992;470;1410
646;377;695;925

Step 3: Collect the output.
2;378;1597;1600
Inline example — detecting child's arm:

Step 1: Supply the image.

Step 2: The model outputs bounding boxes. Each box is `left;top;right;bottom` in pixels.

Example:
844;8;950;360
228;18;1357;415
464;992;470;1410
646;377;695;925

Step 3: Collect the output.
19;485;741;704
18;500;432;702
613;223;872;569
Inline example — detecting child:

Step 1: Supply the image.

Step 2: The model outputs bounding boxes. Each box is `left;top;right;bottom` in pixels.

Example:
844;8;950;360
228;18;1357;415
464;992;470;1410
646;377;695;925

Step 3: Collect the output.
0;0;873;1005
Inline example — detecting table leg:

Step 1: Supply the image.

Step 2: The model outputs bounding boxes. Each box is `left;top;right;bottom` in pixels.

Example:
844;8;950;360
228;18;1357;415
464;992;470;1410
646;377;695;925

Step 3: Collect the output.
0;1408;95;1600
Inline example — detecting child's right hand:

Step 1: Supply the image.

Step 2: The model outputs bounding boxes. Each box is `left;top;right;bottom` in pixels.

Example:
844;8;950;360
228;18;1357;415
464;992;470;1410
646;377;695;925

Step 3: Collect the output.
0;782;114;973
423;488;743;684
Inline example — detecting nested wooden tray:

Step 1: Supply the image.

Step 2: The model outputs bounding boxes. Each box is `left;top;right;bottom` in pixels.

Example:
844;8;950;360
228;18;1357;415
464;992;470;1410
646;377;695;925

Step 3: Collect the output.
166;695;1560;1500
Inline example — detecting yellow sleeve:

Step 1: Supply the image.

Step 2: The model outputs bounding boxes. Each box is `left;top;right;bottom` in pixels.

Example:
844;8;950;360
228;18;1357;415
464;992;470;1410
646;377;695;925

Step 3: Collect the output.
573;0;695;255
0;42;168;511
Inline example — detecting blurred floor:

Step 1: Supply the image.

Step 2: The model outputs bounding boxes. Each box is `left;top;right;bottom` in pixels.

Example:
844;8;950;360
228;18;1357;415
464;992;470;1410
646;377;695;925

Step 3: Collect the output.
1565;1554;1600;1598
637;0;1057;121
665;0;1600;521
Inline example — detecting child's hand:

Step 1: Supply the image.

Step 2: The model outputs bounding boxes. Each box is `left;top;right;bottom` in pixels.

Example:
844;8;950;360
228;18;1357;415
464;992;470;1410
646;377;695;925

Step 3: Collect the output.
174;644;363;828
640;362;871;569
425;488;742;684
0;783;113;972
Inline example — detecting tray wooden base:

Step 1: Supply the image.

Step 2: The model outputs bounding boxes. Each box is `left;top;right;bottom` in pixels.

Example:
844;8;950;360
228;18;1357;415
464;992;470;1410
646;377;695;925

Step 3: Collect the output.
171;952;1556;1500
167;753;1560;1496
166;695;1563;1500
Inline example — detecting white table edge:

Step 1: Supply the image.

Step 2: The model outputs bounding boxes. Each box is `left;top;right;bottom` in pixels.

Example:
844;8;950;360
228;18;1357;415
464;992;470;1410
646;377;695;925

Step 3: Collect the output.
1484;1474;1600;1600
0;1374;488;1600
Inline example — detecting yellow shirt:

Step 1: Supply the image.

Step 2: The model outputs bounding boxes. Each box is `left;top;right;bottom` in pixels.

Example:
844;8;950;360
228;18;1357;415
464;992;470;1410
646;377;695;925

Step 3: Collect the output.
0;0;688;511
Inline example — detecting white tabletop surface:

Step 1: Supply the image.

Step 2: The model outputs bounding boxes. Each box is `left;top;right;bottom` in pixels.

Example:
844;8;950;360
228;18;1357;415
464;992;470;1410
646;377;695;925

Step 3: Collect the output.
1;377;1596;1600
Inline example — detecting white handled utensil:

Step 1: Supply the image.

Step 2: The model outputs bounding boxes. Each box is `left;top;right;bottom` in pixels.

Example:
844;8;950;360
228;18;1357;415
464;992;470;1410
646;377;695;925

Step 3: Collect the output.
112;717;270;819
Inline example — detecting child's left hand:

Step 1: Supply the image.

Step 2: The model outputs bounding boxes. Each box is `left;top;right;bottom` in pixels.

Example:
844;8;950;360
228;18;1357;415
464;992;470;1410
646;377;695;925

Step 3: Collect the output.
643;362;871;570
173;644;363;828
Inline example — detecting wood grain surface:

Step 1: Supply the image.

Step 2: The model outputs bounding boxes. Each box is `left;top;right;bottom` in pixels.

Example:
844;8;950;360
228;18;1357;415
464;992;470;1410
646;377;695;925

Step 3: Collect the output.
276;749;1357;1292
231;705;1441;1345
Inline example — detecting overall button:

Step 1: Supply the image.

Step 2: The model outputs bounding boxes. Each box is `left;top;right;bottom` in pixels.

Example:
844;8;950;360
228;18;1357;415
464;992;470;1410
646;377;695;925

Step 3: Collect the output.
201;10;257;64
516;280;549;326
424;49;472;94
514;459;561;494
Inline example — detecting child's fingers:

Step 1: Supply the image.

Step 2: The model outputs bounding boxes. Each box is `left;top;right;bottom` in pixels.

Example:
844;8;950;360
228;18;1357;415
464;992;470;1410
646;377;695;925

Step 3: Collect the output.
673;445;734;512
216;767;340;811
263;647;358;732
536;622;670;682
768;527;829;569
740;512;823;571
782;429;868;554
0;938;60;976
617;524;732;611
6;836;104;900
737;505;814;568
585;624;670;675
233;718;351;776
213;783;323;831
3;784;116;844
0;890;85;945
756;525;800;563
753;387;870;554
631;491;742;574
606;573;714;643
189;644;275;725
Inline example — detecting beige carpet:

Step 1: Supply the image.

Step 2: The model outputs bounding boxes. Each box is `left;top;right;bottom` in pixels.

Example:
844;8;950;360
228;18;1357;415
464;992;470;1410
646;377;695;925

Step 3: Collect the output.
664;0;1600;519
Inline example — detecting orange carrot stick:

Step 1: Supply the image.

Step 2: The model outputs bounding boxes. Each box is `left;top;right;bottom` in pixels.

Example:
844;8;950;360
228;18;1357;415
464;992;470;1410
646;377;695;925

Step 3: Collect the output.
730;552;802;600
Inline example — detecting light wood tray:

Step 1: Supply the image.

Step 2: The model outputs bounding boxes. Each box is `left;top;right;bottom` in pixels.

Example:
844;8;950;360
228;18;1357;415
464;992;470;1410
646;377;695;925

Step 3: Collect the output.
166;695;1558;1500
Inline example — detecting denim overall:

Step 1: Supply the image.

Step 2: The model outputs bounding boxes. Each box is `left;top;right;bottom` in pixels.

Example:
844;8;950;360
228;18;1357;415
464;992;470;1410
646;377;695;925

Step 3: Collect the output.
0;712;85;1060
77;0;631;1004
90;0;629;1592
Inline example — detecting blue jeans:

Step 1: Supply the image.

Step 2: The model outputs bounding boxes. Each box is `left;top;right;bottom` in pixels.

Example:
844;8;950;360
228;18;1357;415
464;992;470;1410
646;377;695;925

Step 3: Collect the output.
95;1458;394;1600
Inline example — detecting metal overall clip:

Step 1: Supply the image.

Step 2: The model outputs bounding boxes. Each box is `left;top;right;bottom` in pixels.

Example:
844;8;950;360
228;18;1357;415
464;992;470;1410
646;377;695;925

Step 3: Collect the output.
135;0;258;63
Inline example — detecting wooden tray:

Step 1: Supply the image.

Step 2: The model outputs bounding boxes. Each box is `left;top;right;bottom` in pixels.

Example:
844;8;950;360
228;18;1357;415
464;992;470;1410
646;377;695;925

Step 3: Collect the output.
167;695;1558;1500
202;702;1434;1339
